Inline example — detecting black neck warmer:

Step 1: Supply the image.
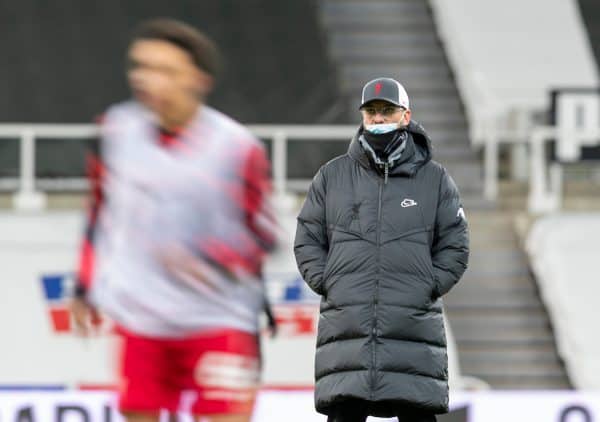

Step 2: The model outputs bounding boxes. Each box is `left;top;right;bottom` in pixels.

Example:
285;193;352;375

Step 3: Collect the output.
363;129;408;161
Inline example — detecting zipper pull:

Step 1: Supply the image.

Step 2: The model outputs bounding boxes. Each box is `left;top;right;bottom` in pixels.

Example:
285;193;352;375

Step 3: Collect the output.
384;163;389;185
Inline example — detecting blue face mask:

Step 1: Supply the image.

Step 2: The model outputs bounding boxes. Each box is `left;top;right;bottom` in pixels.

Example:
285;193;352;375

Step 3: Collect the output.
364;123;399;134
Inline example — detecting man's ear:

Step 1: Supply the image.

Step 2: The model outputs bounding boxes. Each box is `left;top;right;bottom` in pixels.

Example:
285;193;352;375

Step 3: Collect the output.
195;69;214;99
403;109;412;125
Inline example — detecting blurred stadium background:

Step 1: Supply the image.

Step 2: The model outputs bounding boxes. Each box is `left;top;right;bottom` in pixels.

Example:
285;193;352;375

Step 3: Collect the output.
1;0;600;420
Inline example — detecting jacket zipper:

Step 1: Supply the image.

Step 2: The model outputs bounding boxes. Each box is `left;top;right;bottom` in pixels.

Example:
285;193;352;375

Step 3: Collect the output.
384;162;389;185
371;167;385;398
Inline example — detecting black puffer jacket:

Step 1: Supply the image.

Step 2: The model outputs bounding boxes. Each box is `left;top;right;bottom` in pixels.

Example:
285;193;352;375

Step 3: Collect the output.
294;121;469;417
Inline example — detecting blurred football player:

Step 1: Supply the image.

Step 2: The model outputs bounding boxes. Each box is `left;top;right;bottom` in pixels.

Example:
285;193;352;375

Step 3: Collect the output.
70;18;277;422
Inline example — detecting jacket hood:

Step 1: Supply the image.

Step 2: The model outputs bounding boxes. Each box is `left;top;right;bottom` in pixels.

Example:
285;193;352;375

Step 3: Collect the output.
348;120;432;177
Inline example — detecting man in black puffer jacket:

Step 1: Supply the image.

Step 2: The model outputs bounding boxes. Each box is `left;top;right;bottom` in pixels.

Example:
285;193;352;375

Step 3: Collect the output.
294;78;469;422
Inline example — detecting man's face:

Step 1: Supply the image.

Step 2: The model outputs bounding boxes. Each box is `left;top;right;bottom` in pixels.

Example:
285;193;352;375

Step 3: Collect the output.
360;100;411;127
127;39;212;115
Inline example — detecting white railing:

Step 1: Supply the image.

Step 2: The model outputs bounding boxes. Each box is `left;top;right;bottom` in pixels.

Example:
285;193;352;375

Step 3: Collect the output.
2;121;598;214
527;125;600;213
0;124;100;210
0;124;357;211
482;125;600;214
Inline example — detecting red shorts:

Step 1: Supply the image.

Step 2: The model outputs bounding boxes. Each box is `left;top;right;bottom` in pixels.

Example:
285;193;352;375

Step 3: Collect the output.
116;328;260;416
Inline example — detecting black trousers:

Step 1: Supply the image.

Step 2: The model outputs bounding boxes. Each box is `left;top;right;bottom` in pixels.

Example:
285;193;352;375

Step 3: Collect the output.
327;412;436;422
326;400;437;422
327;413;436;422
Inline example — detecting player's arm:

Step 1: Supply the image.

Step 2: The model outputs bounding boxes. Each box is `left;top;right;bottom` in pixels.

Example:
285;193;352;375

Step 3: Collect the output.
70;136;104;335
242;143;277;255
242;143;279;335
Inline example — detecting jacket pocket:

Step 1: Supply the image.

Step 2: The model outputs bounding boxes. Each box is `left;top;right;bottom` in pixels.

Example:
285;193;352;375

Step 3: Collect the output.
321;241;335;282
424;251;439;300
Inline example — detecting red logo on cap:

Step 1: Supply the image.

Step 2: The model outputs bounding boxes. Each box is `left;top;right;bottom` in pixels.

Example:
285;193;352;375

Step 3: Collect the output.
374;82;382;95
